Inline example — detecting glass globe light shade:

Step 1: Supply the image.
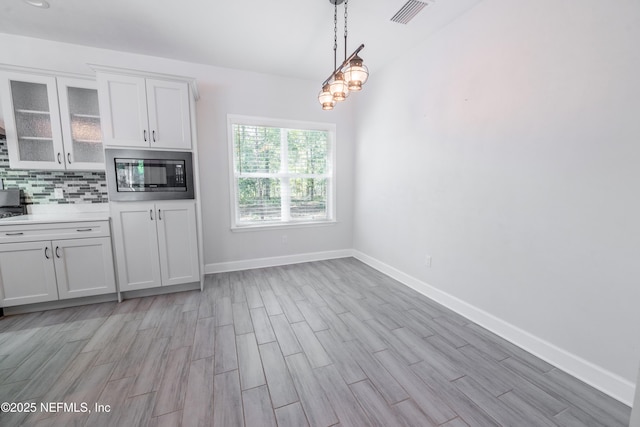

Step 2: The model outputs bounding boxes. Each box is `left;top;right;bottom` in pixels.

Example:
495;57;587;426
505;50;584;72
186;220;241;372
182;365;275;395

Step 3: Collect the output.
344;54;369;92
318;84;336;110
329;72;349;102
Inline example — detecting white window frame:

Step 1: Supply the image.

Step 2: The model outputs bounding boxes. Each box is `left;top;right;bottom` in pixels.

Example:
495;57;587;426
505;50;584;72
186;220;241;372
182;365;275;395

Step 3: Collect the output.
227;114;336;230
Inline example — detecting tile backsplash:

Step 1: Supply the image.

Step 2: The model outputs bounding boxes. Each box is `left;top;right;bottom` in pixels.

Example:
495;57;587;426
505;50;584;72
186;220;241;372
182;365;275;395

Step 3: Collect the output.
0;138;108;205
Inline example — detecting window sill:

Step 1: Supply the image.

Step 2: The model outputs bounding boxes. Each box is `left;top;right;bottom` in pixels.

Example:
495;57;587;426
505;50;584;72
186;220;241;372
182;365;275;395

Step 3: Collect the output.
230;220;338;232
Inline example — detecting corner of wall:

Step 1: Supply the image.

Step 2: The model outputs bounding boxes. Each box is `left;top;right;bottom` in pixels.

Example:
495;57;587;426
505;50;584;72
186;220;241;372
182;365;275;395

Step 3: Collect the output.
351;249;635;406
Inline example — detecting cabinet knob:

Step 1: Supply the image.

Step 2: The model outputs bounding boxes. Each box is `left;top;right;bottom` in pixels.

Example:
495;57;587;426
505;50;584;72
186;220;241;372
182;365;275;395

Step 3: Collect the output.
152;130;156;142
150;209;154;220
67;153;72;164
158;209;162;220
144;129;148;142
44;246;50;259
57;153;62;164
55;246;61;258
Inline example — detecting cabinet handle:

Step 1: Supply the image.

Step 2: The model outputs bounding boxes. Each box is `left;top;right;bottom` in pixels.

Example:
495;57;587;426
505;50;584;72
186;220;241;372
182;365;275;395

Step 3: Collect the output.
144;129;148;142
150;209;154;220
158;209;162;220
55;246;61;258
67;153;72;164
76;228;92;232
57;152;62;164
152;130;156;142
5;232;24;236
44;246;50;259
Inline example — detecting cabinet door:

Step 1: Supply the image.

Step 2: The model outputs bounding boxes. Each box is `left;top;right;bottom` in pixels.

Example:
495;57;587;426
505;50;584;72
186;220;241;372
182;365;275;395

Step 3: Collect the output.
110;202;162;291
97;73;149;147
57;77;105;171
146;79;192;150
53;237;116;299
156;201;199;286
0;241;58;307
0;72;65;170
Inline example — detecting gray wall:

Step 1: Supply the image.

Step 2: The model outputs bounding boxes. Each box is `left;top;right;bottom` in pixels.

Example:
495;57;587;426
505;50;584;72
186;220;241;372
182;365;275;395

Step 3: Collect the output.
352;0;640;403
632;366;640;426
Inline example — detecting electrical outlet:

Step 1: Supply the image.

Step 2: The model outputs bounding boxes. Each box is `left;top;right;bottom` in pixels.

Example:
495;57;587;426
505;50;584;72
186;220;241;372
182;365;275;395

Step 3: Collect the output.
54;188;64;199
425;254;432;268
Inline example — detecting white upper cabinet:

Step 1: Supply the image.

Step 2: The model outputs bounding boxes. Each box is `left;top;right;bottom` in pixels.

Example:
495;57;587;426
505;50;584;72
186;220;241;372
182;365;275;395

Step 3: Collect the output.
0;70;104;171
0;72;65;170
97;74;148;148
146;79;192;150
57;77;104;170
97;72;191;150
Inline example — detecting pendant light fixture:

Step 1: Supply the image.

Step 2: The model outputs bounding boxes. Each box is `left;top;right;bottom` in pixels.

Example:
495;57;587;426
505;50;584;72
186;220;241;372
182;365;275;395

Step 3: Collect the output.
344;53;368;91
318;0;368;110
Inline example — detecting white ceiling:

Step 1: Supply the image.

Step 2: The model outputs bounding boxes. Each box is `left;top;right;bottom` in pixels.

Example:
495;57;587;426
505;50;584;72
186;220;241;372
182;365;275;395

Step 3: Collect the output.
0;0;482;82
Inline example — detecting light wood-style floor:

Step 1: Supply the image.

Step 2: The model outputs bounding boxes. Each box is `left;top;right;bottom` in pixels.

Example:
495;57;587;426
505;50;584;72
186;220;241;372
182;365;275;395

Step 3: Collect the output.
0;258;631;426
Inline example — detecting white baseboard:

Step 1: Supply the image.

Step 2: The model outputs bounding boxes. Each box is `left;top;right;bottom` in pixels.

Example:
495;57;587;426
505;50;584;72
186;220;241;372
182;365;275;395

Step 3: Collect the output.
352;250;635;406
204;249;353;274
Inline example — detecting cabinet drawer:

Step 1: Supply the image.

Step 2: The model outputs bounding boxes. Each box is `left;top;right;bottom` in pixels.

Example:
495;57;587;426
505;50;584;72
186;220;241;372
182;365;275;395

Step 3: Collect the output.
0;221;110;244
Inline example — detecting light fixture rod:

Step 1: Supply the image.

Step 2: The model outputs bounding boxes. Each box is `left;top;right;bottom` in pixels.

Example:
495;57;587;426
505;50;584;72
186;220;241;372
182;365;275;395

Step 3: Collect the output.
321;43;365;87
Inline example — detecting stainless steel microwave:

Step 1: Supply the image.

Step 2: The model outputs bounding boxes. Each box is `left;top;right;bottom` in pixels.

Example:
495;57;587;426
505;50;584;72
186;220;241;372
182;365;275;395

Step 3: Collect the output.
105;149;194;201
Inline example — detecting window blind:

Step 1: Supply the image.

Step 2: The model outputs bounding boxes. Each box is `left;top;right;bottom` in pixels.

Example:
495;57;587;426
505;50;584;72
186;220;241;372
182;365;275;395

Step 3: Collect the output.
231;120;334;227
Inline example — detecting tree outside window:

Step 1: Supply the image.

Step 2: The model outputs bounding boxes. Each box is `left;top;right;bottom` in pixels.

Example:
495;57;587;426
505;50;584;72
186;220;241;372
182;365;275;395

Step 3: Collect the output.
229;116;335;228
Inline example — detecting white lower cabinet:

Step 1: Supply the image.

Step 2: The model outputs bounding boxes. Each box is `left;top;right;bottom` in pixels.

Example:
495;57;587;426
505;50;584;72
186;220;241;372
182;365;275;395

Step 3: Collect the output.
110;204;161;291
0;241;59;306
53;237;116;299
0;221;116;307
111;201;199;292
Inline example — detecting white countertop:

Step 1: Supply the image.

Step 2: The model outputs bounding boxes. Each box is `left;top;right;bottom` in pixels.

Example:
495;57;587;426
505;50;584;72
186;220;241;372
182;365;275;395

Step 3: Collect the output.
0;211;110;226
0;203;110;226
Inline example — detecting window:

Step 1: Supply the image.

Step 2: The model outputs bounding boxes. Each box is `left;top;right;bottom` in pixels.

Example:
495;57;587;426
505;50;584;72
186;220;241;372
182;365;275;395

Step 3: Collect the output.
228;115;335;228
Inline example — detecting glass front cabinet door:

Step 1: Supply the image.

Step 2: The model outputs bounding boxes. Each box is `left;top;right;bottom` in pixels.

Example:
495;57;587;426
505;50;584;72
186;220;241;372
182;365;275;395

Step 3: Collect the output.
0;72;65;169
0;71;104;171
57;77;104;170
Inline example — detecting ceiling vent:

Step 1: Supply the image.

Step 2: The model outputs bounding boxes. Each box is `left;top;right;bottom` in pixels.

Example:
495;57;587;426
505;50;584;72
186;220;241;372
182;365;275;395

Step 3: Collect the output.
390;0;428;24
